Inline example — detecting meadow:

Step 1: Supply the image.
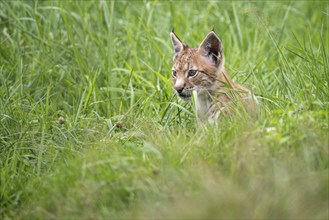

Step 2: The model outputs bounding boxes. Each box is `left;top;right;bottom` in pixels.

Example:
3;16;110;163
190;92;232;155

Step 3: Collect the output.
0;0;328;219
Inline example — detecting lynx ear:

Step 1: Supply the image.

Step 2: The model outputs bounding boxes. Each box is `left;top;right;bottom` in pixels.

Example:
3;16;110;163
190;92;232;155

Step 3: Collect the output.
198;31;223;66
170;31;184;60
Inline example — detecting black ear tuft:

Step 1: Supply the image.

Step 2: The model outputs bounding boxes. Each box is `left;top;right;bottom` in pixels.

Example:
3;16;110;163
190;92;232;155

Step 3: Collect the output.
198;32;222;66
172;27;175;33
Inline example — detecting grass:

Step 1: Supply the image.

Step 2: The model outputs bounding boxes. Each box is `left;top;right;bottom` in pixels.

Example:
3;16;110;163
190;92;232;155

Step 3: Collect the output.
0;0;328;219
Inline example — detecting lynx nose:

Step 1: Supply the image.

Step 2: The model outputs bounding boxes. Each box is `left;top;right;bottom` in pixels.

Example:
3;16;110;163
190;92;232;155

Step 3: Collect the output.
176;87;184;94
174;84;185;94
174;79;185;94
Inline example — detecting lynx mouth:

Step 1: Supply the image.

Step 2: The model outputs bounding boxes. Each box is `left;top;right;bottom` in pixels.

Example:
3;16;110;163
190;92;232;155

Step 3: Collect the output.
175;89;193;101
177;93;192;101
179;93;191;98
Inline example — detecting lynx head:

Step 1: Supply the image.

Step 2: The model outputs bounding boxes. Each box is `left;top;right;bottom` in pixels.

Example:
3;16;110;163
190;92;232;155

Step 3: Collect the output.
170;30;225;101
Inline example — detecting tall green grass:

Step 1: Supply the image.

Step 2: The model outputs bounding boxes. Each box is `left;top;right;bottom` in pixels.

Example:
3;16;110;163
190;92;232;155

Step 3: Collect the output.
0;0;328;219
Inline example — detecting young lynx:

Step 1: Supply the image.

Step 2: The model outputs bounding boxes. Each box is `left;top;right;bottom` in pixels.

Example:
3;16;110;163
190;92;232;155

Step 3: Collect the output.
170;30;258;121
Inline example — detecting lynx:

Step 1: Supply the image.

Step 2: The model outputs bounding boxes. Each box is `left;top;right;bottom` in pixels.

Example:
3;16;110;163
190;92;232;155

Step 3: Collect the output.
170;30;258;121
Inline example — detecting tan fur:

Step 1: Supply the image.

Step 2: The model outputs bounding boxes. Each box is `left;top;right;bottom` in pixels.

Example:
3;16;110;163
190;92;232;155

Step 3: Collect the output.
170;31;258;121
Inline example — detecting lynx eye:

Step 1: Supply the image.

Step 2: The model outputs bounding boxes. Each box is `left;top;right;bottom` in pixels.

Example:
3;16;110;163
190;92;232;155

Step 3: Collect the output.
172;70;177;78
188;70;198;77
